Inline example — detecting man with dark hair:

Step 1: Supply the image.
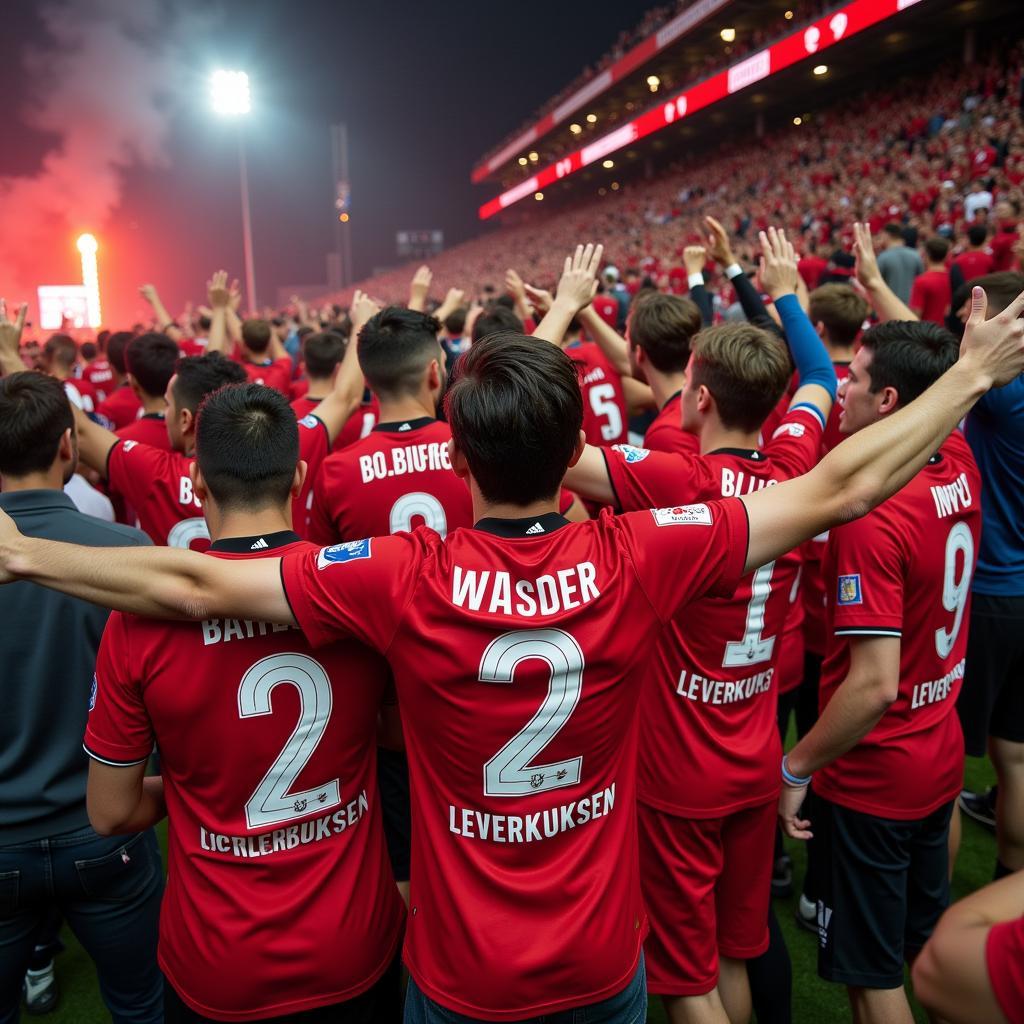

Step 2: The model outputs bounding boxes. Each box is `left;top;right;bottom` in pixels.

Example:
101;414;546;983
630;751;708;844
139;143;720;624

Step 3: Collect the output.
95;332;142;429
291;331;378;452
117;332;180;450
953;224;996;285
234;318;292;394
1;262;1023;1024
560;230;837;1023
877;223;923;304
0;370;161;1024
911;238;953;325
470;303;522;343
779;318;981;1024
42;334;98;412
84;382;404;1022
440;308;469;364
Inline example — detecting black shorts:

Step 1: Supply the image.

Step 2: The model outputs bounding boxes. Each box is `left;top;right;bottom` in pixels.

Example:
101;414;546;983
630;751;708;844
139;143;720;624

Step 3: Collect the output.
377;747;411;882
956;593;1024;757
815;796;952;989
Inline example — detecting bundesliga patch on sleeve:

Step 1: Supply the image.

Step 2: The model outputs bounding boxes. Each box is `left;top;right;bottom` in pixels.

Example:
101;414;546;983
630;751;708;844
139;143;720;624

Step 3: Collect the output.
317;538;372;570
299;415;319;430
122;440;138;453
612;443;650;464
651;504;712;527
837;574;863;605
88;674;98;711
771;421;806;439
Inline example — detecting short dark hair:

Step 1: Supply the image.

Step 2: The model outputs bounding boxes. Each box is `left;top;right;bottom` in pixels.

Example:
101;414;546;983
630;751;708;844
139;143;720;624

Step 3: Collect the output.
967;224;988;247
883;223;904;240
303;331;346;379
197;314;212;332
126;332;179;397
689;323;792;432
172;353;248;413
43;333;77;370
444;308;467;336
924;236;950;263
808;284;869;347
0;372;74;477
859;320;960;407
80;341;98;361
106;331;134;375
242;319;272;354
195;383;298;512
472;305;522;343
358;307;442;398
628;293;701;373
967;271;1024;316
445;332;582;506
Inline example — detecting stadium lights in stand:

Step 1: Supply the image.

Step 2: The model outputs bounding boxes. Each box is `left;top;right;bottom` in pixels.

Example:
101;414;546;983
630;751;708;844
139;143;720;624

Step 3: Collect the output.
602;159;615;169
518;156;528;165
534;192;544;201
647;75;660;92
586;113;598;123
793;116;803;125
528;151;539;162
814;64;829;74
479;0;934;220
570;123;582;134
76;234;101;328
720;27;736;42
785;9;794;18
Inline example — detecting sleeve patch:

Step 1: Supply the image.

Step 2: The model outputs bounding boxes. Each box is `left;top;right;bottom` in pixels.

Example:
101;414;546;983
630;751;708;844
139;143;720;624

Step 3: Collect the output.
612;444;650;464
317;538;372;570
651;504;712;527
88;673;98;711
122;440;139;453
837;573;863;606
772;421;806;439
299;415;318;430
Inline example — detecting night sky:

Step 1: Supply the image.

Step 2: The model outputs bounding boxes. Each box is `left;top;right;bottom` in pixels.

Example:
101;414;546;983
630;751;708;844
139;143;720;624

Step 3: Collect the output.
1;0;656;326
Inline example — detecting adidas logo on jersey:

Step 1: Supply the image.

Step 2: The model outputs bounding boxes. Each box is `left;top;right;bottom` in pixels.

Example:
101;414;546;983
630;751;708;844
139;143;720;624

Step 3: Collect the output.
250;537;269;550
526;522;545;535
399;422;412;431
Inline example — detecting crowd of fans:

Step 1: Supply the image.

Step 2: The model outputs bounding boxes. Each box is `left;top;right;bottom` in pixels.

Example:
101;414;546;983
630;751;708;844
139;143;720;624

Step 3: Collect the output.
1;29;1024;1024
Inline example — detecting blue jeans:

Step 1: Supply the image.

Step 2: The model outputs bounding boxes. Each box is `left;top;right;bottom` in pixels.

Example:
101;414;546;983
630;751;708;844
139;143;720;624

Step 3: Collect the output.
0;824;163;1024
404;954;646;1024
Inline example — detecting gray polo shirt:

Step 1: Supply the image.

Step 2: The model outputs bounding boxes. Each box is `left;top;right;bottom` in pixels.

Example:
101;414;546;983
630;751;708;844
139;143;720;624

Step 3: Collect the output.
0;490;151;845
877;245;924;304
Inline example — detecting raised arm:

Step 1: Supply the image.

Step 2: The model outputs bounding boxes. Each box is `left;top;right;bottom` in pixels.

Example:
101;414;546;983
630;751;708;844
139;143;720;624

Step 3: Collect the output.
408;265;432;313
0;517;294;625
433;287;466;329
504;269;534;325
532;243;603;345
0;300;29;376
576;305;631;378
73;404;119;478
139;284;183;342
205;270;231;354
705;216;780;335
683;245;714;326
853;222;918;323
740;284;1024;574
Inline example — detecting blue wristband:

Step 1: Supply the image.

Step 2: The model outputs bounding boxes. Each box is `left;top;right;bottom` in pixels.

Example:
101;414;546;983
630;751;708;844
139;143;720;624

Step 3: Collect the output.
774;293;837;401
781;755;812;787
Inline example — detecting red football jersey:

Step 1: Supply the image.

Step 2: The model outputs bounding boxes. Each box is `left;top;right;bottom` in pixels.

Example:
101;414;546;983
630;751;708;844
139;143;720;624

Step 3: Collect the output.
816;434;982;819
592;294;619;328
290;392;379;453
96;384;142;430
952;249;995;283
63;378;97;413
604;403;825;816
116;413;172;451
235;354;293;395
307;417;472;545
911;270;953;325
566;341;628;448
988;916;1024;1024
281;503;748;1019
84;535;404;1021
642;393;700;456
292;414;331;539
82;359;115;401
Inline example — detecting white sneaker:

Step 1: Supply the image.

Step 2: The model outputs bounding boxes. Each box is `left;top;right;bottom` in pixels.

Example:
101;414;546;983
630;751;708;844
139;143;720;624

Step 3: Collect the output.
794;893;817;934
23;961;58;1015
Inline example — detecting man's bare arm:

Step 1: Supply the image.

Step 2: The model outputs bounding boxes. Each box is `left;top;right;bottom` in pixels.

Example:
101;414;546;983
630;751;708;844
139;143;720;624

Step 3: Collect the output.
533;244;603;345
740;283;1024;573
853;222;918;323
205;271;232;354
562;445;615;506
0;523;295;625
73;404;119;478
408;265;432;313
139;284;183;342
0;300;28;375
88;763;166;836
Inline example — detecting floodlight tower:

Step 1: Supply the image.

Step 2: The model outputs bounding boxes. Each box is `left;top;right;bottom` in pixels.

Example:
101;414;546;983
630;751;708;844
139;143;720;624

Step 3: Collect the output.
210;70;256;314
77;233;101;327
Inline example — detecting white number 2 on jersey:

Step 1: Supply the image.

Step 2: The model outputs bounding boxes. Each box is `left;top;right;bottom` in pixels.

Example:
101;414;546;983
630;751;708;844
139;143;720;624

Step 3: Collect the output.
723;561;777;667
589;383;623;442
238;654;340;829
480;629;584;797
935;522;974;659
167;517;210;549
390;491;448;537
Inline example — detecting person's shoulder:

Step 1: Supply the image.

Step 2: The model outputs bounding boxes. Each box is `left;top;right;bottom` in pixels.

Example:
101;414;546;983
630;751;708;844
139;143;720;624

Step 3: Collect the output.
49;506;152;548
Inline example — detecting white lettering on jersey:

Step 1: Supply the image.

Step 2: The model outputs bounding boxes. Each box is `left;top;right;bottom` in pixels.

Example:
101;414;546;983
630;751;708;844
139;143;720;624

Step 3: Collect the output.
197;790;368;858
720;468;777;497
178;476;202;509
929;472;974;519
910;657;965;709
581;365;606;385
358;442;451;483
448;784;615;843
201;619;300;645
675;667;775;704
451;563;600;616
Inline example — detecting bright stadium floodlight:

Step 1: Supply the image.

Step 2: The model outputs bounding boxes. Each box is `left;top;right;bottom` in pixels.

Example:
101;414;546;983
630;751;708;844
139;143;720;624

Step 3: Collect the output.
210;69;251;116
76;233;102;327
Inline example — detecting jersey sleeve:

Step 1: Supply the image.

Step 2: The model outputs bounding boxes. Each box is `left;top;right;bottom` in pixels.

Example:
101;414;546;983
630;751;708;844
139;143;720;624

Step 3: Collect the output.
618;498;749;624
827;511;906;638
280;532;424;652
603;445;712;512
297;414;330;482
83;613;154;766
765;405;826;479
987;917;1024;1024
106;439;167;508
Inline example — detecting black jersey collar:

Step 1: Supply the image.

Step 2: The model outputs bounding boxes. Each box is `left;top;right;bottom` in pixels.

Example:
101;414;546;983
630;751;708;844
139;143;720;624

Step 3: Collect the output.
374;416;435;433
210;530;300;553
707;447;765;461
474;512;570;538
661;389;682;410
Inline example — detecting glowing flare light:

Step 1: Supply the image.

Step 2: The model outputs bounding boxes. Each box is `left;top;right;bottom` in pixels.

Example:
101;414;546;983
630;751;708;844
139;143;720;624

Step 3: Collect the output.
76;233;101;327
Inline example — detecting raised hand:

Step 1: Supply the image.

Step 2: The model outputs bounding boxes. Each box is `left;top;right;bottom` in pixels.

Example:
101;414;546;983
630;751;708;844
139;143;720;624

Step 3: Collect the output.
704;215;736;267
207;270;231;310
852;221;883;291
683;245;707;277
959;283;1024;389
139;283;160;305
409;265;432;312
228;279;243;313
553;243;604;314
0;299;28;357
758;227;799;300
523;283;553;315
350;289;381;333
505;268;527;300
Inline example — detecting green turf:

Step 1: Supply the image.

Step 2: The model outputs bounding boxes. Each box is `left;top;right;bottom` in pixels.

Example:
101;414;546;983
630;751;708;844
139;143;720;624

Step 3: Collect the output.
35;759;996;1023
